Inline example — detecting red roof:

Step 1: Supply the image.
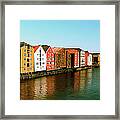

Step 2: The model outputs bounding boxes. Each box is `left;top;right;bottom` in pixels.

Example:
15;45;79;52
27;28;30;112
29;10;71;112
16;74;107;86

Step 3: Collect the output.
33;46;39;53
52;47;62;53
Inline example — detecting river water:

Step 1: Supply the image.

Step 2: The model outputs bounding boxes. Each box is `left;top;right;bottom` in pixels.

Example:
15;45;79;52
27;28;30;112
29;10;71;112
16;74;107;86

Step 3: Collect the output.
20;67;100;100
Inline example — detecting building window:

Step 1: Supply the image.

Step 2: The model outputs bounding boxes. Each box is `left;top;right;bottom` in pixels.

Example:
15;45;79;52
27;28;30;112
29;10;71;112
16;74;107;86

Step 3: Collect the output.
27;63;29;67
42;62;45;64
36;62;39;65
24;63;26;65
24;68;26;70
30;54;32;56
37;58;40;60
24;54;26;56
42;54;44;56
24;58;26;60
30;58;32;60
40;62;41;66
24;50;26;52
27;59;29;62
42;58;44;60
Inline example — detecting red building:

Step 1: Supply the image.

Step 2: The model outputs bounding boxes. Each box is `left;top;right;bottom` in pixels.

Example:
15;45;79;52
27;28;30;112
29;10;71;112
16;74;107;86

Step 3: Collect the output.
52;47;66;69
42;45;55;71
85;51;89;66
65;48;80;68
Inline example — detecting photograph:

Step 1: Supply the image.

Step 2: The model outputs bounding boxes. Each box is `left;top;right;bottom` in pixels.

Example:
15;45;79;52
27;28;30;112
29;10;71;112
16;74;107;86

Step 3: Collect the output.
2;1;118;118
20;20;100;100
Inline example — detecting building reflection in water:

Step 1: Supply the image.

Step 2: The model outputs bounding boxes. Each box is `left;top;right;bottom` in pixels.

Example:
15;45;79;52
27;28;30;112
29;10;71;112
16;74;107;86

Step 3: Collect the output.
20;68;99;100
34;77;47;100
20;80;35;100
46;76;56;98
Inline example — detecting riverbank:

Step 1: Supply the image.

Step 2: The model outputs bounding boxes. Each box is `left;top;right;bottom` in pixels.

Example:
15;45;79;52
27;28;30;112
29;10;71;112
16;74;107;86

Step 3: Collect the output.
20;65;100;80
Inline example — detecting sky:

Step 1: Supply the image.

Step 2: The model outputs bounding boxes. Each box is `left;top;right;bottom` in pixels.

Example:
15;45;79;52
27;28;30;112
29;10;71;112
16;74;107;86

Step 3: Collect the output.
20;20;100;52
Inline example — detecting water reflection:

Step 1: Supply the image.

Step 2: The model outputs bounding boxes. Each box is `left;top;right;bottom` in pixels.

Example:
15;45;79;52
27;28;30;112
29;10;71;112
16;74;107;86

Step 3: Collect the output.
20;68;100;100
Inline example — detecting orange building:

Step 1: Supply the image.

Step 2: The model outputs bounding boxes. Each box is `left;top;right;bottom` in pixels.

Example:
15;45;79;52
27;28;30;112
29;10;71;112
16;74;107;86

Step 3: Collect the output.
20;42;34;73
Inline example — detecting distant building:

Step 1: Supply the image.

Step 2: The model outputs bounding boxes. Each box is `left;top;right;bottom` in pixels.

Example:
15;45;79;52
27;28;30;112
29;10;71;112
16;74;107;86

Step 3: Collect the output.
88;53;92;66
92;53;100;66
20;42;34;73
80;49;85;67
52;47;66;69
33;45;46;72
85;51;89;66
65;48;80;68
85;51;92;66
42;45;55;71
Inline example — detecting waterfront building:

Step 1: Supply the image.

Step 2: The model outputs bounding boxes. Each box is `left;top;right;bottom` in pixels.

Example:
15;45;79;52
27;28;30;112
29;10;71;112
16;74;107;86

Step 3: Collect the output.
85;51;92;66
20;42;34;73
88;53;92;66
92;53;100;66
42;45;55;71
85;51;89;66
65;48;80;68
80;49;85;67
52;47;66;69
33;45;46;72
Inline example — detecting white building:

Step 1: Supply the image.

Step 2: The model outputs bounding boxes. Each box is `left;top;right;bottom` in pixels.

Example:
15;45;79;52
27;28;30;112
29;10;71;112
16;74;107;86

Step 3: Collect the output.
33;45;46;72
80;50;85;67
88;53;92;66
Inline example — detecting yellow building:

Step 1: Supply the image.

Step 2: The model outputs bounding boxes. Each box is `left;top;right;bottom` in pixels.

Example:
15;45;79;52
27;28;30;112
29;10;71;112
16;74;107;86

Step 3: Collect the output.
20;42;34;73
92;53;100;66
98;54;100;65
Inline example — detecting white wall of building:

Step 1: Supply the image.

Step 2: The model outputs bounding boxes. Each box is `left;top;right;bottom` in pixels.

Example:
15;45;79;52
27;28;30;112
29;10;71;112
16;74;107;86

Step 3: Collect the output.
34;46;46;72
88;54;92;66
80;50;85;67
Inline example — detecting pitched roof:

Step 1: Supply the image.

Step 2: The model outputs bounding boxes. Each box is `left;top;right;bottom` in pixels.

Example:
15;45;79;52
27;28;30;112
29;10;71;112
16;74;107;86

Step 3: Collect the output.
33;46;40;53
20;42;32;47
65;48;81;51
52;47;62;53
41;45;50;53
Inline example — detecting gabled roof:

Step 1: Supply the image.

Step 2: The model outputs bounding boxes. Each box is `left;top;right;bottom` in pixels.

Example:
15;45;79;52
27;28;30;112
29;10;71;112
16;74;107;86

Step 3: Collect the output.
65;48;81;51
20;42;32;47
42;45;50;53
33;46;40;53
52;47;62;53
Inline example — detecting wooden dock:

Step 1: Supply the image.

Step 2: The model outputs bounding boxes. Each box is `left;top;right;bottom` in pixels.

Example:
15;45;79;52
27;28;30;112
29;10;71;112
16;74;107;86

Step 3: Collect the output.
20;65;99;80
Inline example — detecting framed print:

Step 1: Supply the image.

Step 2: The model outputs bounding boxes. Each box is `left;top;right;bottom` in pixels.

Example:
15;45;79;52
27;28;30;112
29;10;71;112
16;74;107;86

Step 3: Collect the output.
0;0;119;119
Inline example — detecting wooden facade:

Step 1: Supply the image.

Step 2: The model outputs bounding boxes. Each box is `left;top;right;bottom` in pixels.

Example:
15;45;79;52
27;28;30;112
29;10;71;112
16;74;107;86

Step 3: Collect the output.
85;51;89;66
33;45;46;72
42;45;55;71
53;47;66;69
65;48;80;68
92;53;100;66
20;42;34;73
80;49;85;67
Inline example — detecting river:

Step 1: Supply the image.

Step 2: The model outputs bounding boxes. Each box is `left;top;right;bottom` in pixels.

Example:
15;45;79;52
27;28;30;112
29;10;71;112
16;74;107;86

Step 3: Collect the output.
20;67;100;100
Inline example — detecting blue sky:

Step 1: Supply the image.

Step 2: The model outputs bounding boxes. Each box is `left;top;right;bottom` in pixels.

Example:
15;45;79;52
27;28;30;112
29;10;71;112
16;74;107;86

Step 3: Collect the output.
20;20;100;52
